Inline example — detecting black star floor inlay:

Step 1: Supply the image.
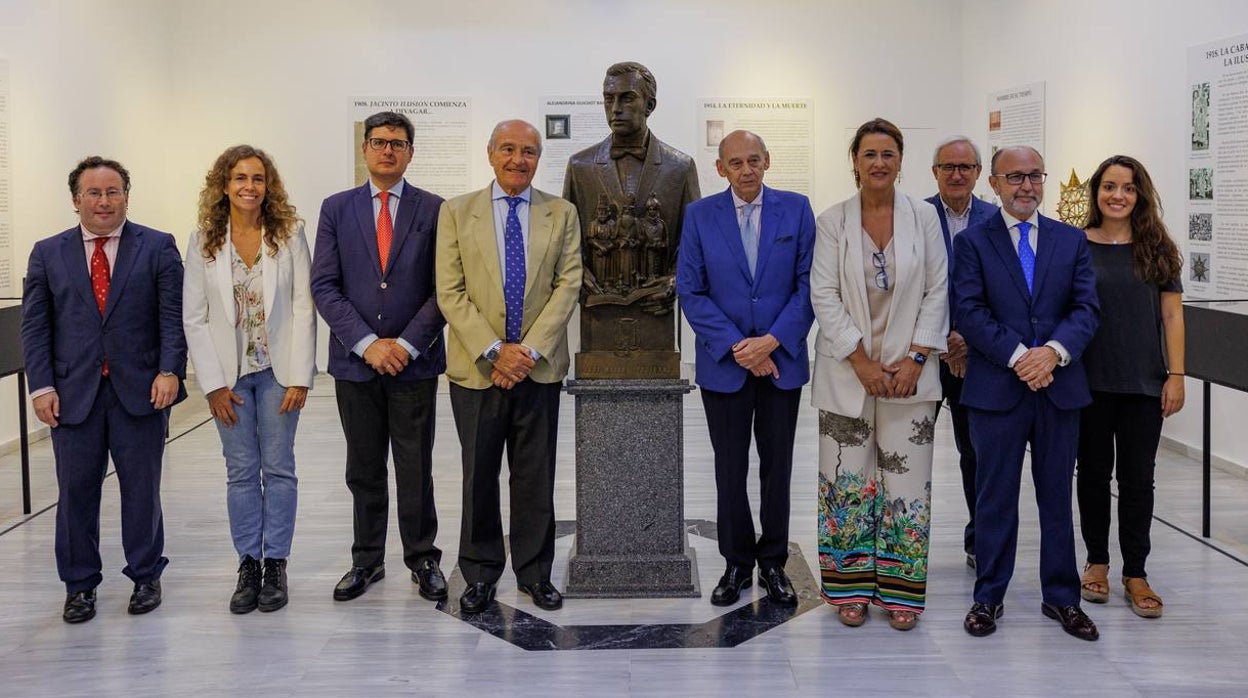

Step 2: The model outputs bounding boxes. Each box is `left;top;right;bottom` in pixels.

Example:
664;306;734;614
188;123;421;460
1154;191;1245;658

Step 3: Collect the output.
435;519;824;651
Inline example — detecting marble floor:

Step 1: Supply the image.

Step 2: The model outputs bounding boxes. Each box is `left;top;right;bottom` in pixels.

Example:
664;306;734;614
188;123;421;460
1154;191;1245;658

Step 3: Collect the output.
1;377;1247;697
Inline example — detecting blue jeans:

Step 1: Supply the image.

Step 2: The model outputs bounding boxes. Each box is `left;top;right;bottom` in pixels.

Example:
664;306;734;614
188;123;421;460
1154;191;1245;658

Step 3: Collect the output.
215;369;300;560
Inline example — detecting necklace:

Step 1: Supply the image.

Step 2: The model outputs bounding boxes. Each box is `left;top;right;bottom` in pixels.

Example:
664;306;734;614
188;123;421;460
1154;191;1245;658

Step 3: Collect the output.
1092;229;1131;245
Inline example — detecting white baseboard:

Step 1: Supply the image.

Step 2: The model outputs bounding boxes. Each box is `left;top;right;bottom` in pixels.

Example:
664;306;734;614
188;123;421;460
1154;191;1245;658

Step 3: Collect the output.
0;425;49;458
1160;435;1248;480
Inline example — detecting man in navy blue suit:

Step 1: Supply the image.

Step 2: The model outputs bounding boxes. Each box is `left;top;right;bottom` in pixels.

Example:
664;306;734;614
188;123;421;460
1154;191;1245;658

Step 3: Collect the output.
311;111;448;603
676;130;815;606
22;156;187;623
953;146;1100;641
925;136;998;571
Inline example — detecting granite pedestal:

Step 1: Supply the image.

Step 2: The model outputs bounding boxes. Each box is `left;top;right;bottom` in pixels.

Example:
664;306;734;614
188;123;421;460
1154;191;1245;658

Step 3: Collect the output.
563;379;700;597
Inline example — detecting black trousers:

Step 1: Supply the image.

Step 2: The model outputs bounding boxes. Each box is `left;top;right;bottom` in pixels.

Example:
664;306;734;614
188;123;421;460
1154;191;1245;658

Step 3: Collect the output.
1076;391;1163;578
700;376;801;571
335;377;439;571
936;371;979;555
52;379;169;594
450;379;560;586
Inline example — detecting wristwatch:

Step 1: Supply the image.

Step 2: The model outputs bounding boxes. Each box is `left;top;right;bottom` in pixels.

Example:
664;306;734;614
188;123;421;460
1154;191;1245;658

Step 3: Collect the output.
484;345;501;362
159;371;175;377
909;351;927;366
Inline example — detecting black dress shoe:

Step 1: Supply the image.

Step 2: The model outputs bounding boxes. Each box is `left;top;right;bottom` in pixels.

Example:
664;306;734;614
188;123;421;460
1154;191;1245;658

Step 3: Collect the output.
128;580;162;615
759;567;797;606
965;552;977;571
230;555;262;614
258;558;288;612
964;602;1004;637
411;558;448;601
1042;603;1099;641
710;565;753;606
518;580;564;610
333;565;385;601
63;589;97;624
459;581;497;614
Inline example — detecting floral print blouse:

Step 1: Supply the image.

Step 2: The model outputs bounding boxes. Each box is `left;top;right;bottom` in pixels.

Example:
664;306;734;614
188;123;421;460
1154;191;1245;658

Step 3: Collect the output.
232;245;271;377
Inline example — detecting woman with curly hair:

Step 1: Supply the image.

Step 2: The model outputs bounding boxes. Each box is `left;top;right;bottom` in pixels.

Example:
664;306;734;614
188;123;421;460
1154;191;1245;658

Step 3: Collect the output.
1077;155;1184;619
182;145;316;613
810;118;947;630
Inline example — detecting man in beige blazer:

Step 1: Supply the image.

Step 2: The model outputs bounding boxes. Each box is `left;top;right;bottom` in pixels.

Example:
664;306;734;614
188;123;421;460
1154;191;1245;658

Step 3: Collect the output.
435;119;582;614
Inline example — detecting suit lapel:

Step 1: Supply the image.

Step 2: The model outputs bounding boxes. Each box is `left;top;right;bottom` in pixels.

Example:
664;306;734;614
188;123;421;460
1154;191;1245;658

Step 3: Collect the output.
1031;215;1056;301
102;222;142;324
261;243;277;322
385;179;418;278
352;183;383;279
214;232;236;326
752;187;781;291
468;188;504;295
61;229;97;313
986;216;1032;303
524;190;555;303
713;190;752;283
592;141;626;204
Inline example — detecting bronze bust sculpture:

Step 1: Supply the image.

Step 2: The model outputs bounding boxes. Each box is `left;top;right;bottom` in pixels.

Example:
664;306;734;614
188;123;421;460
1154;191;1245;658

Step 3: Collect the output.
564;61;700;378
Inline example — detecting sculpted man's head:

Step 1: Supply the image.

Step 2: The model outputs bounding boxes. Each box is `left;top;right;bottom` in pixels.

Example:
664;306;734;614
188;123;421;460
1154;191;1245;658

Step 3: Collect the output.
931;136;982;212
989;145;1045;221
487;120;543;196
603;61;657;140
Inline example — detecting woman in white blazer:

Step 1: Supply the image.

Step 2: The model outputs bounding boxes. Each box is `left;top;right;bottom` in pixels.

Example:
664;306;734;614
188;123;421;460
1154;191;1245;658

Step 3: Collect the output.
811;119;948;631
183;145;316;614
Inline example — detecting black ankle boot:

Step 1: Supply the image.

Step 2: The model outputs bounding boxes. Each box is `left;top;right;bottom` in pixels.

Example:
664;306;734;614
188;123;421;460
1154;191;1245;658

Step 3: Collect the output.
230;555;262;614
258;558;288;612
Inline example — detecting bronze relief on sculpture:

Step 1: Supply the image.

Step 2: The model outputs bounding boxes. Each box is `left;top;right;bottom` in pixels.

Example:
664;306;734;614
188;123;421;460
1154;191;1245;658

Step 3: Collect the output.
563;61;701;378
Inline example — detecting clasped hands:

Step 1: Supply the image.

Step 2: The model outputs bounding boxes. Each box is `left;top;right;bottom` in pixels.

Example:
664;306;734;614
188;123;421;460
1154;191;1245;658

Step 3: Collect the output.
1014;345;1059;391
733;334;780;379
363;338;411;376
491;343;535;390
850;351;921;398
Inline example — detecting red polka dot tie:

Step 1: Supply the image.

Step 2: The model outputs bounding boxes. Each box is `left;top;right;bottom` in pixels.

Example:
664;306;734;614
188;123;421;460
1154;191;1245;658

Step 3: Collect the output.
90;237;111;375
377;190;393;273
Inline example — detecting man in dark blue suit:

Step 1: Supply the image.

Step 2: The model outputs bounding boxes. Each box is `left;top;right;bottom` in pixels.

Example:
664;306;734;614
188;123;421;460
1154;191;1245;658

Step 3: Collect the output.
22;156;186;623
311;111;448;602
676;130;815;606
925;136;998;571
953;146;1100;641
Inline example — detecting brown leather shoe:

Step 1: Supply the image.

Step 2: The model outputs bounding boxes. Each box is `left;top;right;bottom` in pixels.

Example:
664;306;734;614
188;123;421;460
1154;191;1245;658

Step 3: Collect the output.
1041;603;1099;641
964;602;1004;637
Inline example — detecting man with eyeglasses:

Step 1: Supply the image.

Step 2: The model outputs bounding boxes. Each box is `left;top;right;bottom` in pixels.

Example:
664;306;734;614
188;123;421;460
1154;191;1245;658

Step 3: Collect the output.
311;110;449;603
22;156;187;623
925;136;998;572
952;145;1100;641
676;130;815;607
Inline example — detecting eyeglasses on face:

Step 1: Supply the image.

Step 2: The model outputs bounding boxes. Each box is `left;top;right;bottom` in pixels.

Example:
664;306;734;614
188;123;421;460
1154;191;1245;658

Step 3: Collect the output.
936;163;979;175
872;251;889;291
366;138;412;153
994;172;1047;186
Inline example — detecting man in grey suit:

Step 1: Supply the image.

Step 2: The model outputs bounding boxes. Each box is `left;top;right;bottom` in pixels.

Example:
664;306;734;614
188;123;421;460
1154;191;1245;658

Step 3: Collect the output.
925;136;998;571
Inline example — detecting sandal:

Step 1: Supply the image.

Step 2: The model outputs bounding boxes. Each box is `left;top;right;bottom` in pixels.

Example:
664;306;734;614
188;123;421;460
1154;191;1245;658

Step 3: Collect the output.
1080;563;1109;604
888;610;918;631
1122;577;1163;619
837;602;867;627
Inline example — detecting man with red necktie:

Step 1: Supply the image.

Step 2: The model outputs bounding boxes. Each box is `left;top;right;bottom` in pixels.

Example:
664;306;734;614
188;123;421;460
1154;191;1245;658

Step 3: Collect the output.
22;156;187;624
311;111;448;603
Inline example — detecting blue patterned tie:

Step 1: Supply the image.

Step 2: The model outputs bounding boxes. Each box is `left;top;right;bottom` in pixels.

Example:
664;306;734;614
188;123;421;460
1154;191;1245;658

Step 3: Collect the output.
741;202;758;277
1017;221;1035;293
503;196;526;344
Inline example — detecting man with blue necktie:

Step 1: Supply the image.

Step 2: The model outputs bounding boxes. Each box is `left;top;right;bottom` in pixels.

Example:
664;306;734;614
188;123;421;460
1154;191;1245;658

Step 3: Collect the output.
953;145;1100;641
925;136;998;571
436;120;583;614
676;130;815;607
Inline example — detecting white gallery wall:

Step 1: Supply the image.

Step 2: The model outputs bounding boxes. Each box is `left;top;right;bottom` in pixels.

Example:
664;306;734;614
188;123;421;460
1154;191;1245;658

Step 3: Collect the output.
1;0;1246;475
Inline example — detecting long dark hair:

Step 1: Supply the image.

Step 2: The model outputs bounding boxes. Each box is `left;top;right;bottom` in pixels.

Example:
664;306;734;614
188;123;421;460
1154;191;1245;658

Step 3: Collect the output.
1084;155;1181;285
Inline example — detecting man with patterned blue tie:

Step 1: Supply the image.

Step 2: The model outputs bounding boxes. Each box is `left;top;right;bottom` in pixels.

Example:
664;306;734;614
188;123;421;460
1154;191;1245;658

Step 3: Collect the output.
676;130;815;607
436;120;583;614
952;145;1100;641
